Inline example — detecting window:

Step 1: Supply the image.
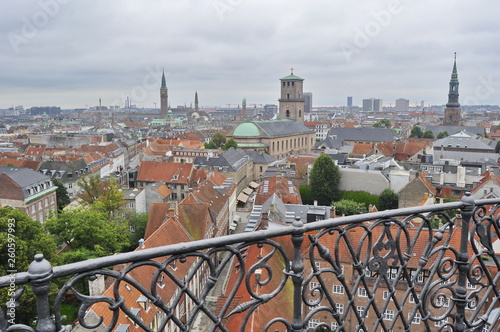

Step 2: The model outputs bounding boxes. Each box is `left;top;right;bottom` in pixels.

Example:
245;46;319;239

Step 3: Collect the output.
358;288;367;297
308;319;320;329
331;322;338;330
357;306;367;317
332;285;344;294
408;313;421;325
387;267;398;280
129;202;135;209
364;267;372;277
409;294;416;304
435;318;448;327
315;262;321;270
383;310;394;321
335;303;344;314
383;291;391;300
310;282;319;291
68;183;73;189
436;296;450;307
467;281;477;289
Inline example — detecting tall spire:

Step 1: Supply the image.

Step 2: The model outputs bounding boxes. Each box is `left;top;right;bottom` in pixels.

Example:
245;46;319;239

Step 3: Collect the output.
451;52;458;81
161;69;166;89
195;91;198;104
446;52;459;108
444;53;461;125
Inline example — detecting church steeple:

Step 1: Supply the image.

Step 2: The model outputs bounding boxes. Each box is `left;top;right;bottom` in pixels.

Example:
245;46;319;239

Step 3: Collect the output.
446;52;460;108
160;69;169;117
443;53;461;126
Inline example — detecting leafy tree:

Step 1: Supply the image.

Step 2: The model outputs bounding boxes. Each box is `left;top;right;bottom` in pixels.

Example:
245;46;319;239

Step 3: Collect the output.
299;185;313;205
309;154;341;206
0;208;58;324
437;131;449;139
53;178;70;211
373;119;391;128
423;130;435;139
340;191;379;208
45;207;129;260
211;132;227;148
378;188;399;210
333;199;367;216
223;138;238;150
409;125;423;138
77;175;124;217
495;141;500;153
204;141;217;149
125;212;150;251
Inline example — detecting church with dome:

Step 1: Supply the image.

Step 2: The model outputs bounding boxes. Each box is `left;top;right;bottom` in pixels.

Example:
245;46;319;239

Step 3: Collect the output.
226;70;315;159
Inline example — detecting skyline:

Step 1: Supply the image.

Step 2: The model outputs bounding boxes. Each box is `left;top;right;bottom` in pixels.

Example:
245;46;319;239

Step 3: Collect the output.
1;1;500;109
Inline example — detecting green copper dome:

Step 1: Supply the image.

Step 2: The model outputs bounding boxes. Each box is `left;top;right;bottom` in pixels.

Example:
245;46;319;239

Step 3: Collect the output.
233;122;260;137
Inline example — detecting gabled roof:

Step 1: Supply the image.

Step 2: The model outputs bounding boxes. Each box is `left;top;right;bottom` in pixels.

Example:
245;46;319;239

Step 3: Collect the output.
243;150;277;164
351;143;373;156
254;175;301;205
327;127;396;143
136;161;193;184
470;170;500;195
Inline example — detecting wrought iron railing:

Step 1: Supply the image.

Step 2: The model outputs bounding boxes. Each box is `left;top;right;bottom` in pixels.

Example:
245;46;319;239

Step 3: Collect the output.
1;193;500;332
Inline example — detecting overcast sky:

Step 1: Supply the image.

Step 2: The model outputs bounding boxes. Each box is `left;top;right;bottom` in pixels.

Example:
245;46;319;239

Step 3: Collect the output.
1;0;499;109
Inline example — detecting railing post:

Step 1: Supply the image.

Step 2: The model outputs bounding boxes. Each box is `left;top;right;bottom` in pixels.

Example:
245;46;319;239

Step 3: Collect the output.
291;217;305;332
454;192;475;332
28;254;55;332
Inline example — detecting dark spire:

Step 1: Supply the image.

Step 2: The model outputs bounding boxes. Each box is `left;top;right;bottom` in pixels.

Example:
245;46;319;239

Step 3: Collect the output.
195;91;198;104
161;69;166;89
446;53;460;108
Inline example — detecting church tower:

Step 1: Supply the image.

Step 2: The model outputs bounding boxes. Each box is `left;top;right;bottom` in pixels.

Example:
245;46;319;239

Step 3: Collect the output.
278;68;304;124
194;91;199;113
160;70;169;118
242;97;247;119
443;53;461;126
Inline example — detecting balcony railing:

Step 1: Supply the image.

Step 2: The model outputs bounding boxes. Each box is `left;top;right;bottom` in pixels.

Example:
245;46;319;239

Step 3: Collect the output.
1;193;500;331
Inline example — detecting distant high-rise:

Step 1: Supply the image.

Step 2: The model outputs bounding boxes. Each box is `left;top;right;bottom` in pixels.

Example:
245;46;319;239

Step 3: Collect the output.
395;98;409;112
443;53;461;126
304;92;312;113
194;91;199;113
347;96;353;107
278;68;305;124
363;98;383;112
160;70;169;117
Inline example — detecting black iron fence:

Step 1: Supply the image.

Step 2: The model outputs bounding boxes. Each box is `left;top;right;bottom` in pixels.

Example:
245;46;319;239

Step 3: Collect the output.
1;193;500;331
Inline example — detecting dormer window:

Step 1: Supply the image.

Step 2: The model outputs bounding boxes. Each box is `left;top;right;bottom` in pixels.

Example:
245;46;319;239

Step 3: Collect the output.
137;295;150;311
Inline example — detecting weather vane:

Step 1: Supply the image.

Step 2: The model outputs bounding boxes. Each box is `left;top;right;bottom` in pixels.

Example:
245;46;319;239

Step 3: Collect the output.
290;67;294;75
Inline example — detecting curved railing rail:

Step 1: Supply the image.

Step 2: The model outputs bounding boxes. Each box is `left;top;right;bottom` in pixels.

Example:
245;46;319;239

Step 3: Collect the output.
1;194;500;331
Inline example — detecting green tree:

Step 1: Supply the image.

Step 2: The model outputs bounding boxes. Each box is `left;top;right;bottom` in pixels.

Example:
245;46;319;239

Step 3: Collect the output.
125;211;150;251
53;178;70;211
409;125;423;138
45;207;129;260
223;138;238;150
204;141;217;149
373;119;391;128
333;199;367;216
437;131;449;139
309;154;341;206
210;132;227;148
299;185;313;205
378;188;399;211
423;130;435;139
0;208;58;324
77;175;124;217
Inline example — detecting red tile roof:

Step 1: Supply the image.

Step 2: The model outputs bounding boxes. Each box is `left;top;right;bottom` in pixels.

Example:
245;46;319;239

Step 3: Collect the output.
136;161;194;184
255;174;302;205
